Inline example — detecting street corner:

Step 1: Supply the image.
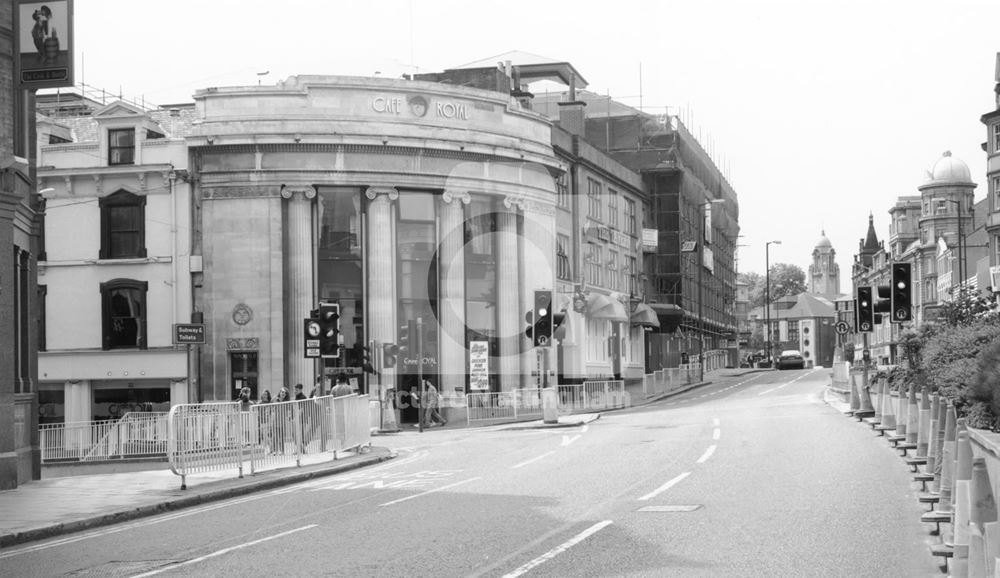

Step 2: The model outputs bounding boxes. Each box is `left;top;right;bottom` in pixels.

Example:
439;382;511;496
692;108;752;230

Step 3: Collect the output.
502;413;601;430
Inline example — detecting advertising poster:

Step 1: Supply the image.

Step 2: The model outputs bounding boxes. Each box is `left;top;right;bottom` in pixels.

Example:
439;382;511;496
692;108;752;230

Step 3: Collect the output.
16;0;74;89
469;341;489;390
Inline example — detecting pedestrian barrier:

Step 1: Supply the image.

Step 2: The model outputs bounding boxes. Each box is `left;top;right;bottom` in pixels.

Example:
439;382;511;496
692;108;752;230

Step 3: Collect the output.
39;412;169;463
466;389;544;424
167;394;371;489
558;380;626;412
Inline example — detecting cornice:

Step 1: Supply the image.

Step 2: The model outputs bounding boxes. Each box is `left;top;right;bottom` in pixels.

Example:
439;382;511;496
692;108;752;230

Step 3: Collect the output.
202;185;284;199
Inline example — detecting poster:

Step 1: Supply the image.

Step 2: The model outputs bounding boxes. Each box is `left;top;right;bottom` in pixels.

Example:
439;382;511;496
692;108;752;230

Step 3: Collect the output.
469;341;489;390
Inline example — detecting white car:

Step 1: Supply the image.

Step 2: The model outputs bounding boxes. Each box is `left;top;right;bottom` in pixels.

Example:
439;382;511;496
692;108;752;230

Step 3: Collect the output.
776;350;805;370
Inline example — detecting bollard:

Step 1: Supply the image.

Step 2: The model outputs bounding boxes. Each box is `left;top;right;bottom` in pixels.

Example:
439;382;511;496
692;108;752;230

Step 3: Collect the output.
970;458;998;578
880;383;898;430
858;377;875;416
927;393;941;477
896;384;909;438
916;386;931;458
984;521;1000;577
906;384;920;445
938;404;958;514
873;378;884;422
932;399;950;494
951;428;975;549
849;372;860;412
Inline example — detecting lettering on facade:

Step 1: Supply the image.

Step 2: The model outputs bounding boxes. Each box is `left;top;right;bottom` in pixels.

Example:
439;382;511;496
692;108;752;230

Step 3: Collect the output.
371;94;470;120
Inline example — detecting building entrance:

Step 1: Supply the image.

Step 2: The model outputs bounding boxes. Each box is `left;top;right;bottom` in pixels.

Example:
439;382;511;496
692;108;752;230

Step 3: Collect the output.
230;352;259;400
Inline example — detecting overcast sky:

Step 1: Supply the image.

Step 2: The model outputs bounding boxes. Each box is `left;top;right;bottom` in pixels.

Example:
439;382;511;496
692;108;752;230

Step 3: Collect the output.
63;0;999;282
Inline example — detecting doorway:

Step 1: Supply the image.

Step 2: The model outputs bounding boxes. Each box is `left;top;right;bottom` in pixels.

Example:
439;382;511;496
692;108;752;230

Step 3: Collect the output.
230;351;259;400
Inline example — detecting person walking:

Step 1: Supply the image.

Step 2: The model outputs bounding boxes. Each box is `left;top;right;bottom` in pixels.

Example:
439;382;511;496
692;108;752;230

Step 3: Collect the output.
293;384;309;453
273;387;291;454
257;389;274;454
422;379;447;427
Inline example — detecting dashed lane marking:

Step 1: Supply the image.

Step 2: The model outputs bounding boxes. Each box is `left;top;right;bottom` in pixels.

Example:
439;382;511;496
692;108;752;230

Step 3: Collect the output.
501;520;613;578
638;472;691;501
378;477;482;507
697;445;717;464
512;451;556;469
757;370;815;396
131;524;317;577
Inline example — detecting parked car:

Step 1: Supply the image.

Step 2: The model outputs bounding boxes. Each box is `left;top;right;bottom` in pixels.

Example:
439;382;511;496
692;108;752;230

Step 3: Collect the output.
776;350;805;370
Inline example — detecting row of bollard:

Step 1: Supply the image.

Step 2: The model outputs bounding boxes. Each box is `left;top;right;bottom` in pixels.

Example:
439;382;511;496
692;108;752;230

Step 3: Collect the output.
849;374;1000;577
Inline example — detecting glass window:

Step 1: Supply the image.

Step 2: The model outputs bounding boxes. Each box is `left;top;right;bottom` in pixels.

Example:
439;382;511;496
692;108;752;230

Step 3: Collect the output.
556;172;570;209
587;178;602;221
608;250;619;290
625;198;636;235
626;256;637;295
100;190;146;259
397;192;438;382
994;122;1000;152
465;199;498;392
108;128;135;165
101;279;147;350
608;189;618;228
588;243;602;287
557;234;571;281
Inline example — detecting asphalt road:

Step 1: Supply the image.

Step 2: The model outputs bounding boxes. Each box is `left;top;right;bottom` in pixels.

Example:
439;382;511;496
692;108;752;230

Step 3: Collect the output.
1;369;941;577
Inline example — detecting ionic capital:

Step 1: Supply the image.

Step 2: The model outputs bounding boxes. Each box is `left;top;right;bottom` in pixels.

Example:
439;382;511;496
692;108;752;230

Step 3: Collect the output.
442;190;471;205
280;185;317;201
365;187;399;202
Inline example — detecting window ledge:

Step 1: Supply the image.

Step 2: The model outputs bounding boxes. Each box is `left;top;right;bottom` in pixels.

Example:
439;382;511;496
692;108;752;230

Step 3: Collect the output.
39;257;172;267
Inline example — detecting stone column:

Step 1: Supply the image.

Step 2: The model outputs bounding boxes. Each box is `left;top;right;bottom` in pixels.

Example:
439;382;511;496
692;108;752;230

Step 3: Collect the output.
497;198;523;391
366;187;398;392
281;186;316;391
438;190;471;399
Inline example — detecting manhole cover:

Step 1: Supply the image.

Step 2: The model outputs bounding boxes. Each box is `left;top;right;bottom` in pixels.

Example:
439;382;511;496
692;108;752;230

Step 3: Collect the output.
638;505;702;512
66;560;178;577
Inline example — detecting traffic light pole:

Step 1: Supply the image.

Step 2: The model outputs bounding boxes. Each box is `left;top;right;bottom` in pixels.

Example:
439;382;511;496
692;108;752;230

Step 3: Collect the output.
417;317;424;434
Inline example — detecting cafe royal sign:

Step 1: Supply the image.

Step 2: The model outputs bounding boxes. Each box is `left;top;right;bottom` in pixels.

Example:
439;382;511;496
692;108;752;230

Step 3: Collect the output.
371;94;471;120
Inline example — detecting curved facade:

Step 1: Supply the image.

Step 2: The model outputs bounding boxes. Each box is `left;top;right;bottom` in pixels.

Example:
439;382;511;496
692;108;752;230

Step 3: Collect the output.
191;76;561;406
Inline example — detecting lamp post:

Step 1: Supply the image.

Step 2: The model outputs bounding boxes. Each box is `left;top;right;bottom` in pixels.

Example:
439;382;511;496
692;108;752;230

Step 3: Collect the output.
697;199;725;380
765;240;781;366
932;197;972;296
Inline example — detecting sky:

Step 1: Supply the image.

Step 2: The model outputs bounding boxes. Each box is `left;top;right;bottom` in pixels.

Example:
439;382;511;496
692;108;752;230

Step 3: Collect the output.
59;0;1000;281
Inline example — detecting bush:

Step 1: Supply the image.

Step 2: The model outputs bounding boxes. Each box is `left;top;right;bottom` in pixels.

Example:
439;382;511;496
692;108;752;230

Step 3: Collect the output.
922;316;1000;430
972;338;1000;420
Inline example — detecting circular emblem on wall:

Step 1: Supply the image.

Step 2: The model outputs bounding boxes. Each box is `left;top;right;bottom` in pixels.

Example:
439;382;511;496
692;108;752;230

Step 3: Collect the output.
408;95;428;117
232;303;253;326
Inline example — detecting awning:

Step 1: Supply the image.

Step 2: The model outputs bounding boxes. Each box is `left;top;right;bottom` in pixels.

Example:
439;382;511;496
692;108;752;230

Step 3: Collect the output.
648;303;685;333
630;303;660;328
587;293;628;322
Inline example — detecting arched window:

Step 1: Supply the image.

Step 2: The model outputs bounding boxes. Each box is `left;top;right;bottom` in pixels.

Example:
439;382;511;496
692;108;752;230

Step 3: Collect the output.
100;279;147;350
100;190;146;259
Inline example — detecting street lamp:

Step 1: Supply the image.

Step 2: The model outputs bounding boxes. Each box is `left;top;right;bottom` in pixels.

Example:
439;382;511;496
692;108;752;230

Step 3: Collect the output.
765;240;782;366
931;197;973;296
697;199;726;379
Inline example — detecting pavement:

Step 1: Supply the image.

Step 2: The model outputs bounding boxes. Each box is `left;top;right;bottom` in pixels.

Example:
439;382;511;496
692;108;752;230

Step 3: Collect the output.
0;366;771;549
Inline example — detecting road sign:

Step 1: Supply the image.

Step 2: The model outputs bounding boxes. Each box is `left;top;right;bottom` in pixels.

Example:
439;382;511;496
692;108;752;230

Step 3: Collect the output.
834;321;850;335
173;323;205;344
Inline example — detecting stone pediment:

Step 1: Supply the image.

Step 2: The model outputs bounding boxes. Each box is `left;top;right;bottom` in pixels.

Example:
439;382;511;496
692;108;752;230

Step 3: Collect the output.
93;101;148;119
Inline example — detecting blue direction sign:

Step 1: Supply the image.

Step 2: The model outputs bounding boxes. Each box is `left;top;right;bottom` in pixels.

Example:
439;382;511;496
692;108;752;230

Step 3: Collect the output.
173;323;206;344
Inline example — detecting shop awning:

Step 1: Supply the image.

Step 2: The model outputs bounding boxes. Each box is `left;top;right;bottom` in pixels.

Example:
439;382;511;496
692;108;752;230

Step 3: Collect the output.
648;303;685;333
630;303;660;328
588;293;628;322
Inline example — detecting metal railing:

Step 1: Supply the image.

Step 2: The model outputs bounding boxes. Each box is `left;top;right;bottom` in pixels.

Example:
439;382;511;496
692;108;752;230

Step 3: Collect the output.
558;380;626;412
167;394;372;489
466;389;545;423
40;413;169;463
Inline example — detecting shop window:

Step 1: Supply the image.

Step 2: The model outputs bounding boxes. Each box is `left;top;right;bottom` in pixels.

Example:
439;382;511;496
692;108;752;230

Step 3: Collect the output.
587;178;602;221
100;190;146;259
557;234;571;281
108;128;135;165
100;279;147;350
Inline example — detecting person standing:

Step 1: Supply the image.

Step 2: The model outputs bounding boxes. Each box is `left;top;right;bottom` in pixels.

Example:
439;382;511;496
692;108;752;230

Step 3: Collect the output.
422;380;447;427
331;374;352;398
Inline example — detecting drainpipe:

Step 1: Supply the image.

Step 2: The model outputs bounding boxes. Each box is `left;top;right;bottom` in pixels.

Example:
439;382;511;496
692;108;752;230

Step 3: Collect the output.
168;170;178;325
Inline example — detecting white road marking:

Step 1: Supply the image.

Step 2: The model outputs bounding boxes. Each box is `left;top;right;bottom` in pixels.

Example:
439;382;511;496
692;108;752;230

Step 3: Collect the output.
131;524;316;577
378;477;482;507
501;520;613;578
512;451;556;469
638;472;691;501
697;445;717;464
561;434;581;446
757;371;813;396
712;428;721;440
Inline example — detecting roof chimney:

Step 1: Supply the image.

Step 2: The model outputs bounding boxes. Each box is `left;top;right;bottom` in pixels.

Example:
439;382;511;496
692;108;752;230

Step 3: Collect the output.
558;73;587;136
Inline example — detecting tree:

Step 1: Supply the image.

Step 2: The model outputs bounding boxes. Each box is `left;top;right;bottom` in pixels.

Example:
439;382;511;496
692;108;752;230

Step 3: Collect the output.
739;263;806;309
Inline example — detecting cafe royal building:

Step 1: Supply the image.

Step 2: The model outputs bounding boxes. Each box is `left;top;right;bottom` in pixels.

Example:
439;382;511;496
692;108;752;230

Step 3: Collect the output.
192;74;569;405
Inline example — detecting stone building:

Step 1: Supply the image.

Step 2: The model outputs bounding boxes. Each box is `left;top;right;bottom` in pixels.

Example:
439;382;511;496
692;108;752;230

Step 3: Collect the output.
808;231;840;298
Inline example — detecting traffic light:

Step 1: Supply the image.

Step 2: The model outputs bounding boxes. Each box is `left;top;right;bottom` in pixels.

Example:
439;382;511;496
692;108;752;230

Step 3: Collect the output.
362;345;377;375
874;286;891;325
382;343;398;368
856;286;874;333
552;310;567;341
303;315;321;358
892;262;913;322
318;302;340;358
533;290;553;347
525;310;534;341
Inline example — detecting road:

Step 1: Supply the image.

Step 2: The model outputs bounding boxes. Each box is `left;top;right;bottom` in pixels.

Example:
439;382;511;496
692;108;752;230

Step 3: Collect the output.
2;369;941;577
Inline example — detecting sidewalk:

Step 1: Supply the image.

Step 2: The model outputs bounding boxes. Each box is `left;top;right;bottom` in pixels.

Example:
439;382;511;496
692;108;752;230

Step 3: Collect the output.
0;446;394;548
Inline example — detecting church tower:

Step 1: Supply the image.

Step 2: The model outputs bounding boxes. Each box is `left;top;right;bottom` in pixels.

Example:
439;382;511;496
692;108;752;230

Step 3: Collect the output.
809;230;841;297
